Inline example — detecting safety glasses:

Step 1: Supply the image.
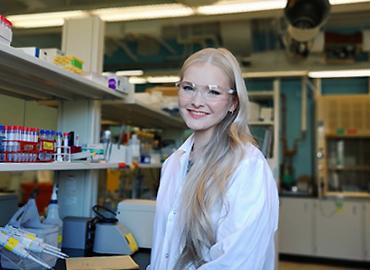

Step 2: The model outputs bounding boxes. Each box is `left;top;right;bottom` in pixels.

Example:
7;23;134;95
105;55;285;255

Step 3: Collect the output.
175;81;236;101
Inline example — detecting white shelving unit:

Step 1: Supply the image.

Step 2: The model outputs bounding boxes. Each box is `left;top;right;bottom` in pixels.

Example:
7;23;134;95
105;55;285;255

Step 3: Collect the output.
248;81;280;181
0;43;124;101
0;18;183;223
102;99;186;129
0;37;128;218
0;39;171;218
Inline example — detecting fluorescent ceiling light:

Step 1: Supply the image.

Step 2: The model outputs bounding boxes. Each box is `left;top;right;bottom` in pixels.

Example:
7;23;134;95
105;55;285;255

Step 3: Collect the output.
243;70;308;78
116;70;144;76
129;77;147;84
8;0;370;28
147;76;180;83
91;4;194;22
129;75;180;84
308;69;370;78
197;0;287;15
103;70;144;76
330;0;370;4
7;11;88;28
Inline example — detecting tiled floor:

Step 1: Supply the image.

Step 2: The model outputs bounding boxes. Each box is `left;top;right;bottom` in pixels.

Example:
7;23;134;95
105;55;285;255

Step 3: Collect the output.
279;261;368;270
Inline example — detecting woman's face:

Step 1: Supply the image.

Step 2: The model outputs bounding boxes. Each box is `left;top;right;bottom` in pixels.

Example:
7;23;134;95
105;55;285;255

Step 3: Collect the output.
178;62;237;135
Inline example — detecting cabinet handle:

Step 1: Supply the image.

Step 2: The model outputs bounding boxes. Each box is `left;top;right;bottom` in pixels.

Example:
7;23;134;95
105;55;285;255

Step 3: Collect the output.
316;148;324;159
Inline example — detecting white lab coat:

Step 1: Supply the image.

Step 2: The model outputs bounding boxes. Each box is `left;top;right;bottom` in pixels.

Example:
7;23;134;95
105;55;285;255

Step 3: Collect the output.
149;134;279;270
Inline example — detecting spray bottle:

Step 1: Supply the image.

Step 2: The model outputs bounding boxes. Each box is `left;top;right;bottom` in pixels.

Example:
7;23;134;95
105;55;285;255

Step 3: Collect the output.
43;182;63;248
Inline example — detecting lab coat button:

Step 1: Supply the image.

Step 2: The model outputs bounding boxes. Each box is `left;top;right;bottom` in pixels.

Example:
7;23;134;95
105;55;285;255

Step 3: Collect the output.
165;253;169;259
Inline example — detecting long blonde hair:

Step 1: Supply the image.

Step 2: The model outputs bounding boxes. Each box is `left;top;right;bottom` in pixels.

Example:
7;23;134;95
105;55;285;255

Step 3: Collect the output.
175;48;255;269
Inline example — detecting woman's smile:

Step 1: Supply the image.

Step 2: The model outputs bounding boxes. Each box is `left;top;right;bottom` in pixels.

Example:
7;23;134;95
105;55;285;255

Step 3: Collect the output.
187;108;209;119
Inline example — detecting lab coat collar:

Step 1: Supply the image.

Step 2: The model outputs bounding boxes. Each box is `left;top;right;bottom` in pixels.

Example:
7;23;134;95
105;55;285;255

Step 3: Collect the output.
177;133;194;155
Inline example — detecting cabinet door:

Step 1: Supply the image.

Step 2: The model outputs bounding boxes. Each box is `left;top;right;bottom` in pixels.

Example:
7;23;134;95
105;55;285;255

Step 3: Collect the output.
365;202;370;261
279;198;315;255
314;200;364;260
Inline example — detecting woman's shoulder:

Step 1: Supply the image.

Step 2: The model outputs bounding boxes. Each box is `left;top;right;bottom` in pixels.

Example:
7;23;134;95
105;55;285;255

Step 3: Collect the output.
228;142;274;191
242;142;266;162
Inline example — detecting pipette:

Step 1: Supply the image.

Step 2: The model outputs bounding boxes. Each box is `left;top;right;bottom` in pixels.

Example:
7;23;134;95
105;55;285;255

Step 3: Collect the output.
0;231;52;269
2;226;68;258
4;225;62;252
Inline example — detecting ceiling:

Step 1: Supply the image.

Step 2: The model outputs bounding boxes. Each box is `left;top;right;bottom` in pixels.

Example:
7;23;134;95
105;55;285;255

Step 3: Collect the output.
2;0;177;14
2;0;370;74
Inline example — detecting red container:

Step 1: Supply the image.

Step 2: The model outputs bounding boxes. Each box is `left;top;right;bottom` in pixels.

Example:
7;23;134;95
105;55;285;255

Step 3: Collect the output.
20;182;53;215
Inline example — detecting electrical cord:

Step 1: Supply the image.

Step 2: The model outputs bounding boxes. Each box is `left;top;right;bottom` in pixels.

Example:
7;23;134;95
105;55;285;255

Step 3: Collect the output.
92;205;118;224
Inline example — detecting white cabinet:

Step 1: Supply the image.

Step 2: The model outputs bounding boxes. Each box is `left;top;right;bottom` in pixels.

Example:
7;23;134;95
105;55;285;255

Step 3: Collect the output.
279;197;368;261
279;197;315;256
363;202;370;261
314;200;364;260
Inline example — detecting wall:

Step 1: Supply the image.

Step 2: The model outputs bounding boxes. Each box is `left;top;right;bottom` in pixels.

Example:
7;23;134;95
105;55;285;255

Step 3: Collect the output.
247;77;369;190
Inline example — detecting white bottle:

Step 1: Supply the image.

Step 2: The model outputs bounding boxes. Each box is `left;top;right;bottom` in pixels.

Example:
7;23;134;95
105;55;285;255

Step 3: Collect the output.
130;134;140;163
56;132;63;162
44;183;63;248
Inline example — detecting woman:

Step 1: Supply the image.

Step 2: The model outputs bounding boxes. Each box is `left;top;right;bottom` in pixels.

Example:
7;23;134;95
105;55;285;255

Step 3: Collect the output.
149;48;279;270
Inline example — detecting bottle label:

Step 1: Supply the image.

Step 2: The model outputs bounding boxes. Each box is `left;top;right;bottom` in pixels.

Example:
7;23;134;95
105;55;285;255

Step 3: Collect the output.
25;233;36;240
5;237;19;251
42;141;54;151
58;233;63;246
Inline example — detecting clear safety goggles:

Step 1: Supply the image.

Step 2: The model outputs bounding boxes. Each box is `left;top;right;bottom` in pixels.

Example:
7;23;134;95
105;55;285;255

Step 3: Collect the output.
175;81;236;101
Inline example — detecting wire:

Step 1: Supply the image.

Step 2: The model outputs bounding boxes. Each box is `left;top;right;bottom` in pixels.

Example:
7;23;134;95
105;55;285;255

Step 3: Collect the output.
92;205;118;224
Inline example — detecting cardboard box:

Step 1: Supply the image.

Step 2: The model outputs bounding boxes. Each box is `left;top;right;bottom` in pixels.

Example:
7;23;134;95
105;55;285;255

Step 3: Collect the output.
40;48;64;63
66;255;139;270
18;47;40;58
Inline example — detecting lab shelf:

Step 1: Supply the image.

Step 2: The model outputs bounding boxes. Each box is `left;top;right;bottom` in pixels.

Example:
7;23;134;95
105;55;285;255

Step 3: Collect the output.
0;43;125;101
102;100;186;129
249;121;274;126
328;166;370;171
325;191;370;198
0;162;163;172
137;163;162;169
248;91;274;100
0;162;120;172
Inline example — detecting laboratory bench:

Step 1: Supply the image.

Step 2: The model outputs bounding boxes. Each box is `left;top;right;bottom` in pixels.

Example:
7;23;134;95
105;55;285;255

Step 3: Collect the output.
279;191;316;198
0;249;151;270
58;249;150;270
